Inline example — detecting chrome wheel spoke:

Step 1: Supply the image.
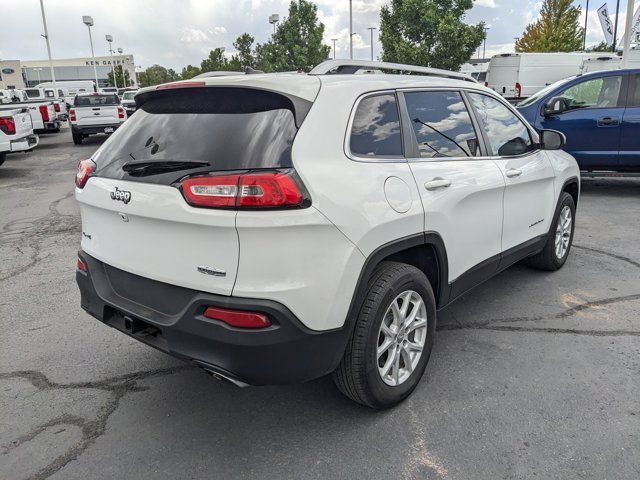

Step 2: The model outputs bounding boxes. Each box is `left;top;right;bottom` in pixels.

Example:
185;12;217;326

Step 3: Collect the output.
400;346;413;375
377;338;393;357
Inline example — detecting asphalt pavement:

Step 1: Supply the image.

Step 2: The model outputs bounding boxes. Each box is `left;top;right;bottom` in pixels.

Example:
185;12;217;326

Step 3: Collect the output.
1;128;638;480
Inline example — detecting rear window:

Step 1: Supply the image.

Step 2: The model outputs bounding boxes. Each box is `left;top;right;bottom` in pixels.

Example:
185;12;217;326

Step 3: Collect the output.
25;89;40;98
75;94;119;106
93;87;306;184
121;91;136;101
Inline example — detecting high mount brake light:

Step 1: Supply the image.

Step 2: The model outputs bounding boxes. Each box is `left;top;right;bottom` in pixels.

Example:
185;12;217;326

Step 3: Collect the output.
39;105;49;122
76;159;96;188
180;172;305;209
0;117;16;135
156;81;206;90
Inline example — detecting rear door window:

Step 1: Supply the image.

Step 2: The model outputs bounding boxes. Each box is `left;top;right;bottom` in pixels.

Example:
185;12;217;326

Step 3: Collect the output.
404;91;481;158
93;87;306;185
349;93;403;158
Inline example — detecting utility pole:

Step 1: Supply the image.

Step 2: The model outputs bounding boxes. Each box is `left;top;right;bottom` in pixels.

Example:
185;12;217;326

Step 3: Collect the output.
83;16;99;90
613;0;621;51
332;38;338;59
106;35;117;89
367;27;376;61
39;0;58;95
622;0;635;67
583;0;590;50
349;0;353;59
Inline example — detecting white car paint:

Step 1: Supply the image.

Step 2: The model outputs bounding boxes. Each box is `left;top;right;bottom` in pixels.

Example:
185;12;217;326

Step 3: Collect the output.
76;71;579;332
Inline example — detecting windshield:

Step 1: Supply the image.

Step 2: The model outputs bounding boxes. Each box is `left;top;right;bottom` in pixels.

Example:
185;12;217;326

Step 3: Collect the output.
122;91;136;101
92;87;306;185
517;76;577;107
75;94;119;106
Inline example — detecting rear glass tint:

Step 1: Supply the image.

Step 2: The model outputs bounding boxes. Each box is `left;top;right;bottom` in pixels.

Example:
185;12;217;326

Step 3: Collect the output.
75;95;119;106
93;87;306;184
349;93;403;158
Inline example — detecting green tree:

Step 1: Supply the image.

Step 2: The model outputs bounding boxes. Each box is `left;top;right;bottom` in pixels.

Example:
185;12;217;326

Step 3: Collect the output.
228;33;256;71
180;64;201;80
255;0;330;72
200;48;229;73
379;0;485;71
107;65;132;88
587;40;612;52
515;0;583;52
137;65;179;88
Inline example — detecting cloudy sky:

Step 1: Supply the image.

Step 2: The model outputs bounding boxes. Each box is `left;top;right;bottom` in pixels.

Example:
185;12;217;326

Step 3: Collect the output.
0;0;632;71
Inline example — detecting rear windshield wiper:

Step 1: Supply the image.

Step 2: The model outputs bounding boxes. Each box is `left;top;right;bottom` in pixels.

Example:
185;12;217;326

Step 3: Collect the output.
122;161;210;177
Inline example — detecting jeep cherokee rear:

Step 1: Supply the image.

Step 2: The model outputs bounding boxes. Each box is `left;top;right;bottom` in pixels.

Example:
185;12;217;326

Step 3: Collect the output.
76;61;579;408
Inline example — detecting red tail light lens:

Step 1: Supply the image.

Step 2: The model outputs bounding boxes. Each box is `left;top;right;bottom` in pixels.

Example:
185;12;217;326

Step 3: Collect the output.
180;171;305;209
484;81;489;87
54;102;61;112
203;307;271;329
69;108;76;122
76;257;87;273
76;159;96;188
39;105;50;122
0;117;16;135
515;82;522;98
117;106;125;119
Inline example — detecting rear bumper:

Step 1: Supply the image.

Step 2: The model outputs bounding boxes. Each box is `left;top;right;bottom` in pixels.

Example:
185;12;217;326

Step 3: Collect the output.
10;134;38;152
37;120;59;132
76;251;348;385
72;123;121;135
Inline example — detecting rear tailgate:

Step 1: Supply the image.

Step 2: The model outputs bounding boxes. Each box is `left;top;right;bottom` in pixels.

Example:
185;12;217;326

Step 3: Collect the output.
76;105;119;125
78;177;238;295
14;111;33;137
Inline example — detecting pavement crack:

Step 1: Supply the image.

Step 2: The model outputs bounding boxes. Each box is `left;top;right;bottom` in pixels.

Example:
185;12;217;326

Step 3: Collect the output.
438;324;640;337
0;365;192;479
573;244;640;269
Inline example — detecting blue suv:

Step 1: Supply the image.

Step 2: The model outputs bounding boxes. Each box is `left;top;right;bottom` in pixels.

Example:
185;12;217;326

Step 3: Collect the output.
517;68;640;172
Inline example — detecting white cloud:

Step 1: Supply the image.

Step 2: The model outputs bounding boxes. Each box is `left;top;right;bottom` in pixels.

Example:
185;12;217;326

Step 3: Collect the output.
475;0;498;8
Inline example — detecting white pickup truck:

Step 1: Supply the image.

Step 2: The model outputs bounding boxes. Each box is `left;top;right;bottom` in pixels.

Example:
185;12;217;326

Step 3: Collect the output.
3;89;60;133
24;88;68;121
70;92;126;145
0;108;39;167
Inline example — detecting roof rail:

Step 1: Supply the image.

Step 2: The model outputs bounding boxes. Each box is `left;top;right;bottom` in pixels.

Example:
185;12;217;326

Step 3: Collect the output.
309;60;476;83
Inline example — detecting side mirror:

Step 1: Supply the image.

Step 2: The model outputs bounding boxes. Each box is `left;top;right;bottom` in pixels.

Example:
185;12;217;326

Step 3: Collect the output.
540;129;566;150
543;96;566;116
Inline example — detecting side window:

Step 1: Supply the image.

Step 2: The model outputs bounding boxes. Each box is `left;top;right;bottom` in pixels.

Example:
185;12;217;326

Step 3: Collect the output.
350;93;403;158
468;93;533;157
626;74;640;106
558;76;622;111
404;91;480;158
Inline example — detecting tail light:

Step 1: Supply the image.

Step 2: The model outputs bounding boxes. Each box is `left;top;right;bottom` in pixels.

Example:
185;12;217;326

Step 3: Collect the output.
75;159;96;188
180;171;306;209
69;108;76;122
0;117;16;135
76;257;87;273
203;307;271;329
117;106;125;119
515;82;522;98
39;105;50;122
54;102;61;112
484;81;489;87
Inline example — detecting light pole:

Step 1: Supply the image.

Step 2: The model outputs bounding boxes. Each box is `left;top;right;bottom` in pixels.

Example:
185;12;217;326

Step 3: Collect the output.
83;16;99;91
34;67;43;83
39;0;58;96
367;26;376;61
622;0;635;67
332;38;338;59
106;34;117;89
583;0;590;50
349;0;353;59
117;47;126;87
613;0;621;51
483;27;490;59
269;14;279;34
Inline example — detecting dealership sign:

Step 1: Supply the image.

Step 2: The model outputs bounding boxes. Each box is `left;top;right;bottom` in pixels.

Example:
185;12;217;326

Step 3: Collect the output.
85;59;129;66
1;68;15;74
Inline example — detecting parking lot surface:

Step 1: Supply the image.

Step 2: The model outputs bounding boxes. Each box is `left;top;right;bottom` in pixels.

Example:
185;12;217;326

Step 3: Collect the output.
1;130;639;480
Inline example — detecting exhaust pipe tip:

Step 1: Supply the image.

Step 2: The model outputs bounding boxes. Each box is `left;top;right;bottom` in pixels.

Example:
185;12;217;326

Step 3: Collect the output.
203;368;249;388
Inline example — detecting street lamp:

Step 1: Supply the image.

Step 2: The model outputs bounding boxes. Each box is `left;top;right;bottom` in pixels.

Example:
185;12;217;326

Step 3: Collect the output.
349;0;353;59
269;14;279;34
332;38;338;59
82;16;99;91
105;34;117;89
117;47;126;87
367;26;377;61
39;0;58;95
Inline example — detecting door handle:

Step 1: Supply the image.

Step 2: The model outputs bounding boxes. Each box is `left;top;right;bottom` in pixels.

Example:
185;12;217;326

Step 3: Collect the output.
424;179;452;190
597;116;619;126
505;168;522;178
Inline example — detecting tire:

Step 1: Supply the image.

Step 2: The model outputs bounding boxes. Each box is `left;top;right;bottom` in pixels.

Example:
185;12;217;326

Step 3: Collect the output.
0;152;5;166
72;132;83;145
527;192;576;271
333;262;436;409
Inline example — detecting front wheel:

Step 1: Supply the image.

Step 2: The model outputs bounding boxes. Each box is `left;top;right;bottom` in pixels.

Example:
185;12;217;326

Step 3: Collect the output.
333;262;436;409
527;192;576;271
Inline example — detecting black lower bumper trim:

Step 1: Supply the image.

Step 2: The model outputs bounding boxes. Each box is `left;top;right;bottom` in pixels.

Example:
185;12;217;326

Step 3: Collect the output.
72;124;120;135
76;252;349;385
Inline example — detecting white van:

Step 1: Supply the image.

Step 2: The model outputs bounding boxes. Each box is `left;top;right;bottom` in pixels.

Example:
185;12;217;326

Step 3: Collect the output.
459;60;489;83
486;52;619;100
35;80;96;107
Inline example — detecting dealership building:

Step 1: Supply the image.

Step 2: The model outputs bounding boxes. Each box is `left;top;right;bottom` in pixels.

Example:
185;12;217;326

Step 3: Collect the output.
0;54;137;89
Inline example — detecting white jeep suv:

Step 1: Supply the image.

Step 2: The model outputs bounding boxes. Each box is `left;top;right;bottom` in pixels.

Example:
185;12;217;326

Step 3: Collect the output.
75;60;579;408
